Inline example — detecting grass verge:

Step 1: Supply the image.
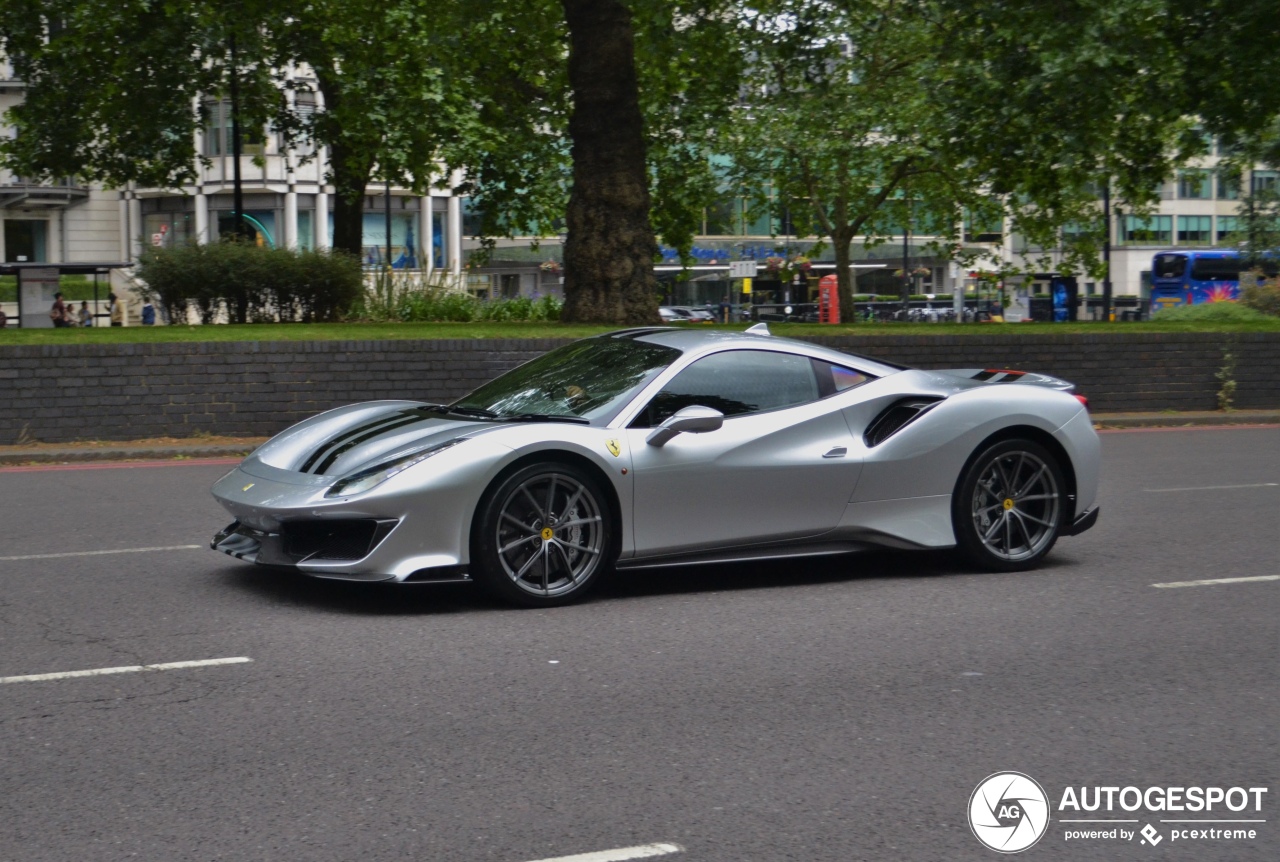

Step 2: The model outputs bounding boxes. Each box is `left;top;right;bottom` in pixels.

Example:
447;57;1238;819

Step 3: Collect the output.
2;319;1280;345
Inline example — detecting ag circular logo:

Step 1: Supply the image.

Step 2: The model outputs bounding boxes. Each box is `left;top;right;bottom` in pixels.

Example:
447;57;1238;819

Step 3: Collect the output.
969;772;1051;853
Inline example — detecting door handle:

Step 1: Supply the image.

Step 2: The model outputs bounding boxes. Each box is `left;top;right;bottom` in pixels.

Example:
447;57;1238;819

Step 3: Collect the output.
823;446;847;459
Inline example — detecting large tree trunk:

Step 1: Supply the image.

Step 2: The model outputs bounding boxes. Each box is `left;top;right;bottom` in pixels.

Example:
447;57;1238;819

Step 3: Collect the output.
832;228;857;324
329;138;370;259
559;0;660;324
316;73;373;259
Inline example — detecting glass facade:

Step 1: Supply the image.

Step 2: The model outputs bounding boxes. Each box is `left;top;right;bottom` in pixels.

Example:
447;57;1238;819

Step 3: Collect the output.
1216;216;1241;243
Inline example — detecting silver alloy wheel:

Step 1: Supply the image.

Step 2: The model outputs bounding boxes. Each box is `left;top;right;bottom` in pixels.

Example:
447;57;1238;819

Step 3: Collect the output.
494;471;605;597
971;449;1062;563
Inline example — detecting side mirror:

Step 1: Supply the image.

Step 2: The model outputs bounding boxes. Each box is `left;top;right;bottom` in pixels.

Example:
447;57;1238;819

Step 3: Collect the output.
646;405;724;447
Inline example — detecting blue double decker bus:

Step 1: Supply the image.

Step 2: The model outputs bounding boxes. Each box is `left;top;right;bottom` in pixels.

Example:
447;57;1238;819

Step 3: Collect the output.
1149;250;1242;312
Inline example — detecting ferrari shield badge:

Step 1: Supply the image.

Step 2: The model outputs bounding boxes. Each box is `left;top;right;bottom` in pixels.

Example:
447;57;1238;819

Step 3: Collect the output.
605;439;622;458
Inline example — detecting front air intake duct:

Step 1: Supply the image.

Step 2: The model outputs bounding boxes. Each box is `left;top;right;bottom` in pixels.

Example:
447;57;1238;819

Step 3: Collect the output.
863;398;943;447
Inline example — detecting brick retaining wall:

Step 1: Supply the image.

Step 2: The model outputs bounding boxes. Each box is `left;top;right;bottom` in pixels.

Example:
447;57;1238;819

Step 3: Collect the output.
1;332;1277;444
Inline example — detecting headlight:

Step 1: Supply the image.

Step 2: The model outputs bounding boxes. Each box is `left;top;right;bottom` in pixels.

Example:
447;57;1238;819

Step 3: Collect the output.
325;440;463;498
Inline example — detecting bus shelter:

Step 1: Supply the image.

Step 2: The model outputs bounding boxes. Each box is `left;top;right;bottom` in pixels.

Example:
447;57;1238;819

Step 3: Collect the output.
2;262;132;328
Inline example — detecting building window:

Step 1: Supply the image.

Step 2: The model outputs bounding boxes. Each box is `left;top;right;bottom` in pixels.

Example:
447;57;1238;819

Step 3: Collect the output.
203;101;268;158
1251;170;1279;194
705;197;743;236
1217;170;1241;200
296;209;314;251
216;210;277;246
3;219;48;262
964;212;1003;243
1119;215;1172;245
1216;216;1241;244
143;212;193;247
432;210;447;269
466;273;491;300
1176;215;1211;246
1177;170;1211;199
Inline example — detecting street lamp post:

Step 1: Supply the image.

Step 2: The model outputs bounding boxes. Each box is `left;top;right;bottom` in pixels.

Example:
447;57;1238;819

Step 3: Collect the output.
1102;179;1113;322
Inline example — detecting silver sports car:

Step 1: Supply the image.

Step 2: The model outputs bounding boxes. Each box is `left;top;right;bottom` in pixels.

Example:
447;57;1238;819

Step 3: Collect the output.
212;325;1099;606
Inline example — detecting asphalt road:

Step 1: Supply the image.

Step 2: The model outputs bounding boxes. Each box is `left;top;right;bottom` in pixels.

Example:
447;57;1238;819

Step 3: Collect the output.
1;427;1276;862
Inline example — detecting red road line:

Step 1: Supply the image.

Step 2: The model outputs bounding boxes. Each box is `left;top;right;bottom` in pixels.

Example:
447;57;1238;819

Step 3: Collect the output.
1096;423;1280;434
0;457;241;474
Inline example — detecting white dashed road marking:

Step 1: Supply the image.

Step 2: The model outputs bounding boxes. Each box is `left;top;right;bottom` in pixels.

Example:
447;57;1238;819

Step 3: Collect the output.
0;657;253;684
1152;575;1280;589
521;844;681;862
0;544;202;562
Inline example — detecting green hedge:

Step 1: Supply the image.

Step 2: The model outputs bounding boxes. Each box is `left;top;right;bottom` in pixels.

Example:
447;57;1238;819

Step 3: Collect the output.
136;242;363;324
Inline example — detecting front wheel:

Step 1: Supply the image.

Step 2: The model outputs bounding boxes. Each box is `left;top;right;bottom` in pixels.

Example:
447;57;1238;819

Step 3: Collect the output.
952;439;1066;572
471;462;615;607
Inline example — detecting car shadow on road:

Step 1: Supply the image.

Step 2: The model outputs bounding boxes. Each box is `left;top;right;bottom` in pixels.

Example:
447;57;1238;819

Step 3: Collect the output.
212;546;1060;615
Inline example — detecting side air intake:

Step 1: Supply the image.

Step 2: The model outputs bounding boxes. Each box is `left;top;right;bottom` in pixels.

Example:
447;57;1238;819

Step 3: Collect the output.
863;398;943;447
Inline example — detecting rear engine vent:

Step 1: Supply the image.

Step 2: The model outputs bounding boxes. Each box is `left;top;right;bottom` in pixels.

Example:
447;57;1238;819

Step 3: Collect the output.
864;398;943;447
281;519;396;562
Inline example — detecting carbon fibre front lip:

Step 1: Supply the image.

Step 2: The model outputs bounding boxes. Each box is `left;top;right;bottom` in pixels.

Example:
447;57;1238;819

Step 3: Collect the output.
1063;505;1100;536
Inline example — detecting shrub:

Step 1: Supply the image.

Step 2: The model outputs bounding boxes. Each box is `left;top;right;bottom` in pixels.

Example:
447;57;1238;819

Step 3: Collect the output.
349;269;562;323
1152;301;1272;323
1240;270;1280;317
136;241;362;323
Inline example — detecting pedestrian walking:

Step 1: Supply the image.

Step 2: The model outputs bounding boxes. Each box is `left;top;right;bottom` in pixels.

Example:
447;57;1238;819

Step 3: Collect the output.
141;299;156;326
110;293;124;327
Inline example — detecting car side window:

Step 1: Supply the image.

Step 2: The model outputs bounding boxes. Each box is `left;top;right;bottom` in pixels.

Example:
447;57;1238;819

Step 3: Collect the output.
632;350;821;427
812;360;872;397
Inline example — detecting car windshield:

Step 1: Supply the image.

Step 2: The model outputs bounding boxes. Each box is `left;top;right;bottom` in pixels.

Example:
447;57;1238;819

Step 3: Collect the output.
451;336;681;423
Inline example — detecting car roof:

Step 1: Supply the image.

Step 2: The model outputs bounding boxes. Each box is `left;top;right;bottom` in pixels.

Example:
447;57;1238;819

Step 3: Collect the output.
610;326;907;377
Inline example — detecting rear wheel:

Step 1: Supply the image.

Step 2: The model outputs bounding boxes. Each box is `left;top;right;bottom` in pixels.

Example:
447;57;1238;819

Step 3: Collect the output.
471;462;615;607
952;439;1065;571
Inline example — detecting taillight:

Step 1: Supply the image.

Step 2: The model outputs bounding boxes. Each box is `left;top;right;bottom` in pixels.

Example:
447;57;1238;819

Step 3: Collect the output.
1074;394;1089;409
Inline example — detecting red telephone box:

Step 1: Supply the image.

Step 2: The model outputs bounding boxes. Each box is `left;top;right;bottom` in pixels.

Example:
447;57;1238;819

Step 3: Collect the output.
818;274;840;324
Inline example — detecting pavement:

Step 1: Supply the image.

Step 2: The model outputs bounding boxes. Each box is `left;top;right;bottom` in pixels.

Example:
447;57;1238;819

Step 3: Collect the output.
1;426;1276;861
0;410;1278;465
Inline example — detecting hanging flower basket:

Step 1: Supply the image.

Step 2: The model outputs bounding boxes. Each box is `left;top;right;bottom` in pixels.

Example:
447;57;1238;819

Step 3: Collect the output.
539;260;561;274
764;256;786;274
790;255;812;272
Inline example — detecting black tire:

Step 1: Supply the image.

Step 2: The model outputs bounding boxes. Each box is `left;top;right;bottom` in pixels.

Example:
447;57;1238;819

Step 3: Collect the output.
952;438;1067;572
470;461;616;607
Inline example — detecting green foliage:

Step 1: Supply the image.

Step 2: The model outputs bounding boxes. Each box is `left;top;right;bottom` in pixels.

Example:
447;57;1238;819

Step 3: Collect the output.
351;270;561;323
1152;302;1272;323
1216;343;1238;411
136;242;362;324
1241;272;1280;317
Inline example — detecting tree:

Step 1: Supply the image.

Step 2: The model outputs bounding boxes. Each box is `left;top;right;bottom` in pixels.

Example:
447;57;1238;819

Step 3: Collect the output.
0;0;464;257
724;1;1004;319
439;0;739;323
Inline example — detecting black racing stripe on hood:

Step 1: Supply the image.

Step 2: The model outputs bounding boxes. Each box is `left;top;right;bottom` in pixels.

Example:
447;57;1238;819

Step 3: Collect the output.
312;407;443;475
300;407;436;474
